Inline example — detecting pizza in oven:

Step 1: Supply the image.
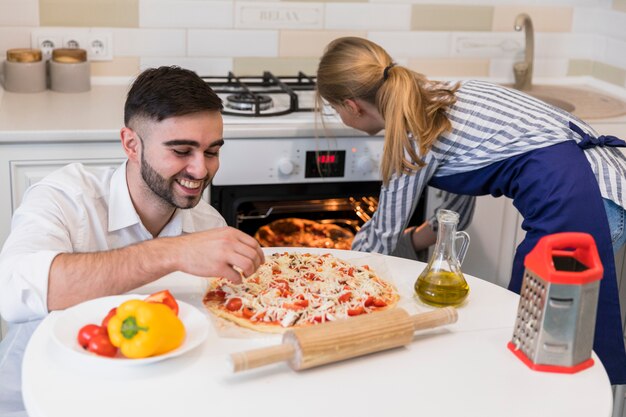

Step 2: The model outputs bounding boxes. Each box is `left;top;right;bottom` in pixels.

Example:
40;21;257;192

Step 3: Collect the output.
254;218;354;250
203;252;399;333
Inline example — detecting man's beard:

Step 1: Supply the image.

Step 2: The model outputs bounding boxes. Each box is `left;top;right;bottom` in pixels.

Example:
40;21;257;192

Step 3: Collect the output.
140;152;206;209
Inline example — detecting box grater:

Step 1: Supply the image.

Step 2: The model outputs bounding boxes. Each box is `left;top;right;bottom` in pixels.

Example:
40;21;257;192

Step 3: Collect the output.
508;232;603;374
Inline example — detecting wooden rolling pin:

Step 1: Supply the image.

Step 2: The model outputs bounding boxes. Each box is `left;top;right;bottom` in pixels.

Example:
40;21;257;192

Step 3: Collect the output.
230;307;457;372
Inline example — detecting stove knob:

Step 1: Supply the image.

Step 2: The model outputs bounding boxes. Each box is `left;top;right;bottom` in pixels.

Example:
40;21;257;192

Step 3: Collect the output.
277;158;295;176
356;157;375;174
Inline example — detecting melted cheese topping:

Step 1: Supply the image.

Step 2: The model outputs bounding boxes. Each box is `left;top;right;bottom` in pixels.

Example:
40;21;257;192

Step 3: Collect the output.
210;252;397;328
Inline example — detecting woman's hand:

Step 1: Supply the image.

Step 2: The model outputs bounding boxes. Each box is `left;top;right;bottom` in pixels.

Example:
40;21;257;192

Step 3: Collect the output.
411;221;437;252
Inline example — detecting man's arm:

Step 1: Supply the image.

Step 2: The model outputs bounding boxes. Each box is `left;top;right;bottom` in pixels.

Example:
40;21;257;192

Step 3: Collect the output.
48;227;263;311
0;182;263;321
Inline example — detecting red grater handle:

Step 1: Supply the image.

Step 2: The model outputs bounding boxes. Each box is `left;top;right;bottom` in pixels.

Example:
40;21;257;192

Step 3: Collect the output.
524;232;603;285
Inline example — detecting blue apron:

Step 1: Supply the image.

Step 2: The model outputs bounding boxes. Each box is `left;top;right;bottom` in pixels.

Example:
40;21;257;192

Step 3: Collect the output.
429;127;626;385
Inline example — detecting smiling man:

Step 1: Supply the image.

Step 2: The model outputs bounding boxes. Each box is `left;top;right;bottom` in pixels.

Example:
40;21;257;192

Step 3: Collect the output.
0;66;264;415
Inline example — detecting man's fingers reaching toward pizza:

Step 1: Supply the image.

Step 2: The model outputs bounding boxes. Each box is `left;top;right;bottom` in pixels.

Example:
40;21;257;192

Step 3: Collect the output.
232;265;246;281
174;226;263;280
223;250;261;283
233;231;265;270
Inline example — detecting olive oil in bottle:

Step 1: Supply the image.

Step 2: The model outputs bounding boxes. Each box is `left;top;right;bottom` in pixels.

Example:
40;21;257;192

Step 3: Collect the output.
414;271;469;307
414;209;470;307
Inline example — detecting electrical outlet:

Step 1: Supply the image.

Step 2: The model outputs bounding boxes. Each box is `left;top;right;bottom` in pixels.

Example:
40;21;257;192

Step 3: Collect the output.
34;35;62;60
87;32;112;61
62;34;87;50
31;29;112;61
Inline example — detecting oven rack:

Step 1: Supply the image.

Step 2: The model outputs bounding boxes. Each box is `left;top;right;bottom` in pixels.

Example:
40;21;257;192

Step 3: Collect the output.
237;197;378;224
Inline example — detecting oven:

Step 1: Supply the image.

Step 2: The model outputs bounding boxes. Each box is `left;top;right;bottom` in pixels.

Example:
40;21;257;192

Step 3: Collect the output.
204;72;426;251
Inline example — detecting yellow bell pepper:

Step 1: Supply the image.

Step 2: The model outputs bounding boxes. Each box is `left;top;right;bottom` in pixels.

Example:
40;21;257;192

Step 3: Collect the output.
107;299;186;359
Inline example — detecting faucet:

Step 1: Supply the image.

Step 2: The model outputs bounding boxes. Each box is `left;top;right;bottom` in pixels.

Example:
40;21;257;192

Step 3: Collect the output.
513;13;534;91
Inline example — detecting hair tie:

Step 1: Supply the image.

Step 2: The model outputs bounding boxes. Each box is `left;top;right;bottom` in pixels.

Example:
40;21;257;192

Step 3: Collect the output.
383;63;396;81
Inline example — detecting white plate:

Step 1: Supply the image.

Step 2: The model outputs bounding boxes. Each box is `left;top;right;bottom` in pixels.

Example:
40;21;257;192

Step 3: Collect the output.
52;294;209;366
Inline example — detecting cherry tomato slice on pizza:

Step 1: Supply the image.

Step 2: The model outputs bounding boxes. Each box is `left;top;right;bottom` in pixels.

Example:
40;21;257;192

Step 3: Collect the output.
144;290;179;315
226;297;243;311
347;306;365;316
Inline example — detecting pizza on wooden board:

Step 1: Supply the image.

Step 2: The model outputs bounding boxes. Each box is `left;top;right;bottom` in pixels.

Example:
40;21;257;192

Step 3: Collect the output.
254;218;354;250
203;252;399;333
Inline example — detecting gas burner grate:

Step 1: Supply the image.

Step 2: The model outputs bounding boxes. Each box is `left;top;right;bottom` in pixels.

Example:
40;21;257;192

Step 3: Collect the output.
201;71;316;117
226;93;273;112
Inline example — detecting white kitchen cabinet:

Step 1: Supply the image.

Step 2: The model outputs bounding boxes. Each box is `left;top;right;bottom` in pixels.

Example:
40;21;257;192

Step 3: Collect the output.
0;139;125;340
0;140;125;244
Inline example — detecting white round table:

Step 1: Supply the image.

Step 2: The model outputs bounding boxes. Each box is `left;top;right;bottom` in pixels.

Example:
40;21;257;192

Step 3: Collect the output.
22;248;613;417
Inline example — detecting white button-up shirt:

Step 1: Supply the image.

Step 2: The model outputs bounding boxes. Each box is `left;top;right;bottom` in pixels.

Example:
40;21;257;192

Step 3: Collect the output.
0;161;226;415
0;161;226;323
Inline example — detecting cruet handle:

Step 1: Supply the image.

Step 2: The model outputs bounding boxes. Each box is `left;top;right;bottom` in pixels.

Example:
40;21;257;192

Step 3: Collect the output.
455;231;470;265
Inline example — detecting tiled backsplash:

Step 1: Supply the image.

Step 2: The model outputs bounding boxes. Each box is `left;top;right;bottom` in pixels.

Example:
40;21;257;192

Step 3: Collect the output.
1;0;625;87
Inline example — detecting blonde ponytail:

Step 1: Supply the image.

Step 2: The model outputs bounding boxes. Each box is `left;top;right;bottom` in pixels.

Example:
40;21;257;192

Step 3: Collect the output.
316;37;458;184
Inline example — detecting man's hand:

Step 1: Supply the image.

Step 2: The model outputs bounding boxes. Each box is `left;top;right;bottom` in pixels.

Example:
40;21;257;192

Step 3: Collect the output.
47;227;264;311
174;226;264;283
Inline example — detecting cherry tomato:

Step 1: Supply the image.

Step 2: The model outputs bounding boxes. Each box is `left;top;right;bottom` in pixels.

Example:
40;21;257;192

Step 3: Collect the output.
303;272;317;281
144;290;179;315
282;302;305;310
294;299;309;308
77;324;107;349
87;334;118;357
226;297;243;311
364;296;375;307
101;307;117;330
338;292;352;303
373;298;387;308
347;306;365;316
242;307;255;319
204;290;226;303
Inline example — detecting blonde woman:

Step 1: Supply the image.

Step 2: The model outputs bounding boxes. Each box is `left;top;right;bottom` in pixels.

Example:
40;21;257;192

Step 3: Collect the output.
316;36;626;385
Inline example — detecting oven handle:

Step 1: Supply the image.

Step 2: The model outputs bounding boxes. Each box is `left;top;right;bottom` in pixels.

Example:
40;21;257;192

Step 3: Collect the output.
237;207;274;221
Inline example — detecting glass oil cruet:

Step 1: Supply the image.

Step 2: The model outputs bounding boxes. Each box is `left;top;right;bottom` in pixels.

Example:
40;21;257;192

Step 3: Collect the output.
415;209;470;307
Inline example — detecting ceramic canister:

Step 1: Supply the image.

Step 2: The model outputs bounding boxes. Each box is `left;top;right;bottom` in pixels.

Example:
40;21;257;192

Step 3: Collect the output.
3;48;47;93
50;48;91;93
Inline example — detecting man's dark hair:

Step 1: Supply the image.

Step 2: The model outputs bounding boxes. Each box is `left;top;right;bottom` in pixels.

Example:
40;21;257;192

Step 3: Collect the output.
124;66;222;126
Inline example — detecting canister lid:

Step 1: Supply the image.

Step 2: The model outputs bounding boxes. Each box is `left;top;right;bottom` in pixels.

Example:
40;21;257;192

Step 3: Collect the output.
52;48;87;63
6;48;43;63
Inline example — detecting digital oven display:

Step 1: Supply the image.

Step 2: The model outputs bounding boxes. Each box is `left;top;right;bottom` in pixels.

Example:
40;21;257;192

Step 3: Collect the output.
305;150;346;178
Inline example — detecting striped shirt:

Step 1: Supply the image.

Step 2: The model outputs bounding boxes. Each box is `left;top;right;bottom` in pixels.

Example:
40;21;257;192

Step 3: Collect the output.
352;80;626;255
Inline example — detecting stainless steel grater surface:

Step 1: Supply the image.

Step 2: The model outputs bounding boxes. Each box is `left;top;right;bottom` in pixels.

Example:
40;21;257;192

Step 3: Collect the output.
508;232;602;374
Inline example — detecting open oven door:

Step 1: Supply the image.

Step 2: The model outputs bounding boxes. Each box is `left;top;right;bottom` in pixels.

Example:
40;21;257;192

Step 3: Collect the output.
210;181;426;254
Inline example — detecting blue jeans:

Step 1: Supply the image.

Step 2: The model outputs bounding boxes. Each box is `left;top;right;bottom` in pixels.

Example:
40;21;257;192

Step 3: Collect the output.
605;198;626;253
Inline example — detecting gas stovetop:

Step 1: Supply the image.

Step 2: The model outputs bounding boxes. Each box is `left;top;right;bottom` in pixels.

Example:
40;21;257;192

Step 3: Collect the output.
202;71;318;118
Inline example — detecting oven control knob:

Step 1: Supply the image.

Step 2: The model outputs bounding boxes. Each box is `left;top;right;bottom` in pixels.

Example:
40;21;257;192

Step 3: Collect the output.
277;158;295;176
356;157;375;174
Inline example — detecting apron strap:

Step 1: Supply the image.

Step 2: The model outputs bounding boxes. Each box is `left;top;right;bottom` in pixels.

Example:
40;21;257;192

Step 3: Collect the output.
570;121;626;149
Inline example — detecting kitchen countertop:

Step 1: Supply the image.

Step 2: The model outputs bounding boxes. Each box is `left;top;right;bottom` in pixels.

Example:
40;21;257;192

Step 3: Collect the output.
1;76;626;144
22;248;613;417
0;80;358;143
